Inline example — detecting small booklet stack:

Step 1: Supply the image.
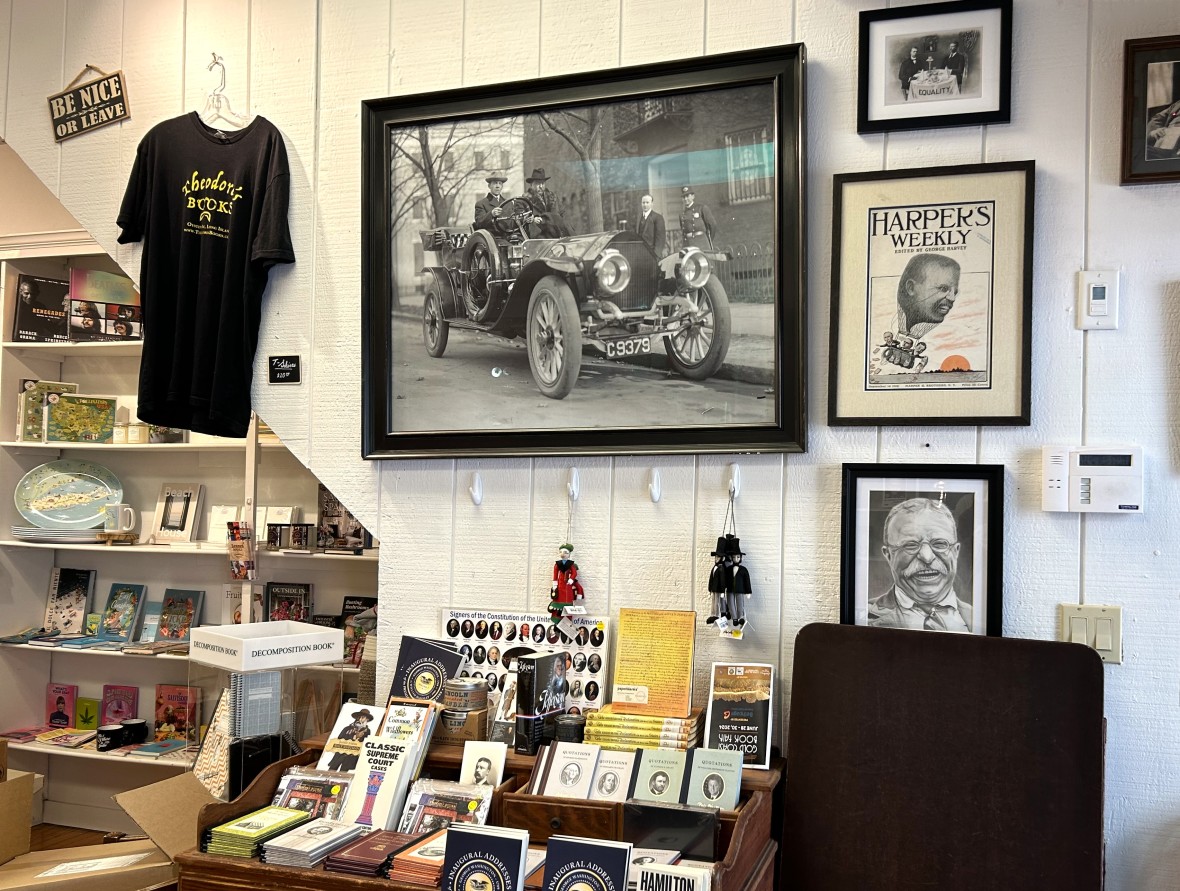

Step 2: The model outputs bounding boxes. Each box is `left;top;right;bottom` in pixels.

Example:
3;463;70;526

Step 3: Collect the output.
261;818;366;868
202;806;310;858
323;830;416;877
389;828;449;884
584;704;705;752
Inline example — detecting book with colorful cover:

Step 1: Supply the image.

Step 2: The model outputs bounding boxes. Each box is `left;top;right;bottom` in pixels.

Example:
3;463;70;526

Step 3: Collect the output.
97;583;146;642
341;595;377;665
101;683;139;725
67;268;142;343
43;567;95;634
35;728;96;748
703;662;773;770
43;393;118;444
155;589;204;642
155;684;200;743
339;736;416;830
124;738;189;758
138;601;163;643
0;726;49;743
17;380;78;442
271;768;354;821
11;274;68;343
264;582;312;622
46;683;78;728
542;836;633;891
75;696;100;731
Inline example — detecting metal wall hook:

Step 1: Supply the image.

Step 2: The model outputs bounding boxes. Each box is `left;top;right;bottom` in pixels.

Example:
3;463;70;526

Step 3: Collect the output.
649;469;661;503
469;472;483;506
728;463;741;499
567;467;580;502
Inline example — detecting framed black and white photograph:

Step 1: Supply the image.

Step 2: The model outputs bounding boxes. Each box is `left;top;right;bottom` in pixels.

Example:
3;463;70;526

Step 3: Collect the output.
361;44;806;458
829;161;1034;426
1121;34;1180;185
857;0;1012;134
839;463;1003;636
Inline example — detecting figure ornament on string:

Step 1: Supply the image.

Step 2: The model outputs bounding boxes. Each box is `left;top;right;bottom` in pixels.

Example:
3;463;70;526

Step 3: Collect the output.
549;542;584;624
706;536;731;627
707;490;752;639
724;534;751;632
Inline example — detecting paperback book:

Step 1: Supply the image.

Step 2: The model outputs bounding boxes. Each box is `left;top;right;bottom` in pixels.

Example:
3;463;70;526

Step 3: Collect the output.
101;683;140;725
42;393;117;444
96;583;147;642
151;483;204;543
17;380;78;442
317;483;374;552
43;567;95;633
338;735;417;830
397;778;493;835
539;742;601;799
67;268;142;342
631;749;689;804
682;748;744;811
542;836;633;891
588;749;638;803
74;697;100;731
441;824;531;891
138;601;163;643
11;274;68;343
636;863;711;891
35;728;96;748
317;703;379;773
155;684;200;743
264;582;312;622
388;636;466;704
610;609;696;718
156;589;204;642
271;767;354;820
341;595;377;664
703;662;773;770
46;683;78;728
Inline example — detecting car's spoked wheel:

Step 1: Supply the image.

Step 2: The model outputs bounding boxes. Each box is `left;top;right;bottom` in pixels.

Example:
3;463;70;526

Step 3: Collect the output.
465;239;494;320
423;289;449;358
527;275;582;399
663;278;731;380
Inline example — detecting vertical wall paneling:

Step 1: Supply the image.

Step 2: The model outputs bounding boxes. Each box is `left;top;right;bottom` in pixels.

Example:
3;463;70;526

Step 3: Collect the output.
705;0;791;55
462;0;540;87
390;0;464;94
6;0;66;194
0;0;11;131
538;0;620;79
619;0;704;67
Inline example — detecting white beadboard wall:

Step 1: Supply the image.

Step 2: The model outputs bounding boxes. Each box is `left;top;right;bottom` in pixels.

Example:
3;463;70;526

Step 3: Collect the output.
1;0;1178;885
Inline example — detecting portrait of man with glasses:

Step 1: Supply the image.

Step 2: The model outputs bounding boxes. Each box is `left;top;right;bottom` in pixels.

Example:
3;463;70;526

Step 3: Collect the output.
868;496;972;632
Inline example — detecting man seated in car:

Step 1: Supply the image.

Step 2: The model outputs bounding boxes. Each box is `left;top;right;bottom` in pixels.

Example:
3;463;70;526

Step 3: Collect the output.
523;167;571;238
474;172;510;232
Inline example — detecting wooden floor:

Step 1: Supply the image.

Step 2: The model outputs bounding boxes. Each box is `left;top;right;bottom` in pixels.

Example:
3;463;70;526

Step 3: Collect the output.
29;823;111;852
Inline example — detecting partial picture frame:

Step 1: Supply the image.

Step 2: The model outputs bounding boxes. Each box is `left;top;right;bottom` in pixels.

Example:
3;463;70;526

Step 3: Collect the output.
1121;34;1180;185
361;44;806;458
829;160;1034;426
839;463;1003;636
857;0;1012;134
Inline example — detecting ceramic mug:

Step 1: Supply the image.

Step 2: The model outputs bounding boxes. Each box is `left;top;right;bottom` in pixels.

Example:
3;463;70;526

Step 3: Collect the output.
96;724;125;752
103;503;136;533
120;717;148;745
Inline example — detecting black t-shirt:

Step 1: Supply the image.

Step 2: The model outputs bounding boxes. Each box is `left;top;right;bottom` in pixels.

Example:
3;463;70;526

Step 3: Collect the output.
117;113;294;437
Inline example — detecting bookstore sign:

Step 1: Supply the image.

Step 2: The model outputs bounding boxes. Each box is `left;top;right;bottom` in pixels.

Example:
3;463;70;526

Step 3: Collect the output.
47;66;130;141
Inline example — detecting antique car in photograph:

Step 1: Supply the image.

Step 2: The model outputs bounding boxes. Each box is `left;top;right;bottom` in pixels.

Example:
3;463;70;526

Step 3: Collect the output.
418;197;732;399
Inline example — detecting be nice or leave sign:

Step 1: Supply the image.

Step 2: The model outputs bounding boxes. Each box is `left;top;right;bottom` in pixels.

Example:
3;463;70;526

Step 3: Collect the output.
47;69;130;141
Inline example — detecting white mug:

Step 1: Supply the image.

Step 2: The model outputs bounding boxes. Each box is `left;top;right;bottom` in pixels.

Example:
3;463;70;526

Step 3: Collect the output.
103;503;136;533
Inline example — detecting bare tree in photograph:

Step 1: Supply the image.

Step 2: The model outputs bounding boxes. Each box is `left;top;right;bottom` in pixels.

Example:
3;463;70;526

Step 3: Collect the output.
536;108;608;232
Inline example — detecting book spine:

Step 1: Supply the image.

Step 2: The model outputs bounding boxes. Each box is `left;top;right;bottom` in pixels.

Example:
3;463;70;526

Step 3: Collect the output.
515;658;538;717
514;713;546;755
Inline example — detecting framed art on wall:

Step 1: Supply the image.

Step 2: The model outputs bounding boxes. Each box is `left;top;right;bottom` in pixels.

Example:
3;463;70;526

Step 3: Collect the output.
839;463;1003;636
857;0;1012;134
1121;34;1180;185
361;44;806;458
828;160;1034;426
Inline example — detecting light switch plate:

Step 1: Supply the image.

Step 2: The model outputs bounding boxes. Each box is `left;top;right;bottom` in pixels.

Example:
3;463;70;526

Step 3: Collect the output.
1077;270;1120;330
1059;603;1123;663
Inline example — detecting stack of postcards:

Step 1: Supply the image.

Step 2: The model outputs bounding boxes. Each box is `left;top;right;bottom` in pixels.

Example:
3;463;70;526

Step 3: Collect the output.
202;806;309;858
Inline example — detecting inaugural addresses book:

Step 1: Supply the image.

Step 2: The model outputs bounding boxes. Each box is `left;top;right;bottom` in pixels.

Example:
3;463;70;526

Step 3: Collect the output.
441;824;531;891
542;836;633;891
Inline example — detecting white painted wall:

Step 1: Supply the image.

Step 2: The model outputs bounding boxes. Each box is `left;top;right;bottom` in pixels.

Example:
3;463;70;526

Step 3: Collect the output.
1;0;1177;885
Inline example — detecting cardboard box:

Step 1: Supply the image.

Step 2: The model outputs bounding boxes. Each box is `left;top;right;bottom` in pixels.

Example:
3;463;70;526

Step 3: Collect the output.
189;620;343;671
432;708;488;746
114;772;217;863
0;839;174;891
0;769;34;868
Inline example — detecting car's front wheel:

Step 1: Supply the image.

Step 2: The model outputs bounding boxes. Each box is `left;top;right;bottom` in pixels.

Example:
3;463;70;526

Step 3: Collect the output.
527;275;582;399
423;289;450;358
663;278;731;380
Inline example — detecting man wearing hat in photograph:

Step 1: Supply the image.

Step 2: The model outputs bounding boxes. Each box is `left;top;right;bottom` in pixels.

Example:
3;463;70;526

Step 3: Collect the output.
326;707;374;771
524;167;570;238
679;184;718;250
474;172;510;232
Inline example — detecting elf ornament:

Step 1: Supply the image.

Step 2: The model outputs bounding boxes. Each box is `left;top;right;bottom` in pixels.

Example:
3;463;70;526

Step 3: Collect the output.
549;542;584;621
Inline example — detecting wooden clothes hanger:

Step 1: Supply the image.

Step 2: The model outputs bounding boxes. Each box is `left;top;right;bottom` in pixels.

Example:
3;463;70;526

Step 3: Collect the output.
200;52;252;132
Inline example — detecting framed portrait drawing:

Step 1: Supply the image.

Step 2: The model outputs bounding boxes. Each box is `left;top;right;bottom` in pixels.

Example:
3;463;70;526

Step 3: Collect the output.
361;44;806;458
1121;35;1180;185
828;161;1034;426
857;0;1012;134
839;463;1003;636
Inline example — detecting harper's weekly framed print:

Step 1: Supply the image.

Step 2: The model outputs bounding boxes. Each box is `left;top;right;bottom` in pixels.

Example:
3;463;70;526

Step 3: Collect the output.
857;0;1013;134
828;160;1034;427
361;44;807;458
839;462;1004;636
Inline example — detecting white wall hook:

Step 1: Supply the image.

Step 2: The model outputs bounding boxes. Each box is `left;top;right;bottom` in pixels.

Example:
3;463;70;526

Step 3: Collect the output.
649;469;661;503
567;467;580;501
469;472;483;506
728;463;741;498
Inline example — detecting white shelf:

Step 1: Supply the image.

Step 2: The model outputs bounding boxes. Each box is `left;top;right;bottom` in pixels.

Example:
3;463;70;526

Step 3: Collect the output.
7;739;193;767
265;550;380;563
0;440;249;451
0;642;189;660
1;339;143;359
0;539;227;554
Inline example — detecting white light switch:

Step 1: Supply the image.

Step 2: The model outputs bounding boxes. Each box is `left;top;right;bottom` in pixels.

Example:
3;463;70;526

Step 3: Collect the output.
1059;604;1123;663
1077;270;1120;330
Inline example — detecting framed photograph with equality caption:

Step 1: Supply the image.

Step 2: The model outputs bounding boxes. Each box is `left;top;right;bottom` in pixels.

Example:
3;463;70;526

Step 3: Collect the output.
828;161;1034;426
839;463;1003;636
857;0;1012;134
361;44;806;458
1121;35;1180;185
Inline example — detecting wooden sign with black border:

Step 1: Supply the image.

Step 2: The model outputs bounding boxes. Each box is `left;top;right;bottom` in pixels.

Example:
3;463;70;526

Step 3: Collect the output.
47;67;130;142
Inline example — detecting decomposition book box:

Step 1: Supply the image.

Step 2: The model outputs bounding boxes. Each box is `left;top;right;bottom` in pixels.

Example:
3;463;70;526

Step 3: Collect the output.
189;620;344;671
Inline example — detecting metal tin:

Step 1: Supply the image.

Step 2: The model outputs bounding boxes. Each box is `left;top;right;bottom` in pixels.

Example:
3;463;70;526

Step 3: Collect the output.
444;677;488;712
554;712;586;743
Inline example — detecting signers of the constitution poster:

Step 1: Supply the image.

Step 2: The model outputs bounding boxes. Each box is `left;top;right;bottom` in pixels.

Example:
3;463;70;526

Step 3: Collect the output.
865;200;994;391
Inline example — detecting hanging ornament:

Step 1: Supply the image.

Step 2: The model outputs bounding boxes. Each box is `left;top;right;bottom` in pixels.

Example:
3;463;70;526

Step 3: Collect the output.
548;479;585;627
708;488;752;638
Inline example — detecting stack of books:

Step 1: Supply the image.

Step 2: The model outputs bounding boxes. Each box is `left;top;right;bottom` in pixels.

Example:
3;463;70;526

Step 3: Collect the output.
584;704;705;752
261;818;366;868
323;830;416;877
388;828;449;883
201;806;310;858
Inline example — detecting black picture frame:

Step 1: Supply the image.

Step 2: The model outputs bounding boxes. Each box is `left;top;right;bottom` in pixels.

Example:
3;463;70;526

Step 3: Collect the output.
839;463;1003;636
828;160;1034;426
361;44;806;458
1121;34;1180;185
857;0;1012;135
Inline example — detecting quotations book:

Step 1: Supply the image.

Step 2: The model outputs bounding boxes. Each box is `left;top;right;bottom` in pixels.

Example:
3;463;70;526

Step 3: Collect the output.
97;583;147;642
588;749;638;802
46;683;78;728
101;683;139;724
610;609;696;717
42;393;117;444
156;588;204;641
703;662;774;770
631;749;689;804
43;567;95;633
542;836;633;891
155;684;200;743
442;824;531;891
11;274;68;343
683;747;744;811
17;380;78;441
540;741;601;799
265;581;312;622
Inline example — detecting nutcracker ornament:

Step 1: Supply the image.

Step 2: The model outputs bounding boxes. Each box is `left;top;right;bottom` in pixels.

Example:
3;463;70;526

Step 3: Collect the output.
549;542;584;621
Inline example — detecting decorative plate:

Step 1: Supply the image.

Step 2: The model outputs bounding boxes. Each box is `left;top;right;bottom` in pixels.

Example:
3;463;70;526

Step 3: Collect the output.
14;459;124;530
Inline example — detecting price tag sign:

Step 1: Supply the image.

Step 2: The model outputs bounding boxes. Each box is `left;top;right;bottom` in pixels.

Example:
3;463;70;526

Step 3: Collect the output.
268;355;301;384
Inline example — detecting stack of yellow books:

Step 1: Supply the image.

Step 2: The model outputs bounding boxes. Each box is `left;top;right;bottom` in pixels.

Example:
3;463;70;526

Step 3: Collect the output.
583;704;704;752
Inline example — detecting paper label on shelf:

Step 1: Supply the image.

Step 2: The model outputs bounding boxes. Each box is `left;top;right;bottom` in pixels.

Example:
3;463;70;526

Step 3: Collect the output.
37;852;150;876
613;684;649;704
